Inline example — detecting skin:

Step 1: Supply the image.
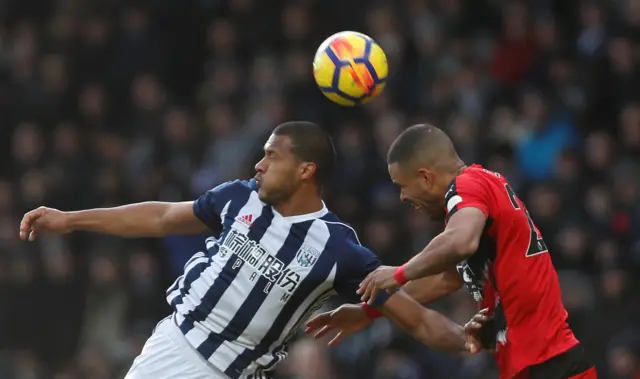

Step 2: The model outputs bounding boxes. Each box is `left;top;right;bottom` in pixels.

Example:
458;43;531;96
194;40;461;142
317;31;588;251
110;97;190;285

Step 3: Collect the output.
18;134;325;241
19;132;480;354
306;306;489;351
401;269;463;305
306;155;490;352
253;134;325;216
388;160;459;220
263;139;483;353
357;160;488;305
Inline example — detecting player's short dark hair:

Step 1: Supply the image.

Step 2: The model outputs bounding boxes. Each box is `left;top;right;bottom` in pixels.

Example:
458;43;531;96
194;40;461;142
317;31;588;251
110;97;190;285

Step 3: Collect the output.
387;124;433;164
273;121;337;184
387;124;458;167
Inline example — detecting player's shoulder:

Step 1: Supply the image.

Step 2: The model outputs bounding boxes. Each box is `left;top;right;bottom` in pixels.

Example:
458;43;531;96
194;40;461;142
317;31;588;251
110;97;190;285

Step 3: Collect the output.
319;212;362;246
459;164;504;182
448;165;505;195
209;179;258;197
215;178;258;191
319;212;379;268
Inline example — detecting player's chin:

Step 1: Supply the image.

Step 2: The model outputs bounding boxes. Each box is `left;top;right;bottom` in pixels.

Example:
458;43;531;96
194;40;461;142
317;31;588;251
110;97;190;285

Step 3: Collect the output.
257;188;270;203
407;201;424;212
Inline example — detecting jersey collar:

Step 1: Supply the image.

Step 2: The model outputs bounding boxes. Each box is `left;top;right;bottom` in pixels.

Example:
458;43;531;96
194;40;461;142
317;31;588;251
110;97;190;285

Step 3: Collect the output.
271;202;329;223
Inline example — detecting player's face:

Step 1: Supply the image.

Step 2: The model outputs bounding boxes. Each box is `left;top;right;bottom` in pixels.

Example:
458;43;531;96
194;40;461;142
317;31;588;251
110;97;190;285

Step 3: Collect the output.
389;163;447;220
254;134;301;204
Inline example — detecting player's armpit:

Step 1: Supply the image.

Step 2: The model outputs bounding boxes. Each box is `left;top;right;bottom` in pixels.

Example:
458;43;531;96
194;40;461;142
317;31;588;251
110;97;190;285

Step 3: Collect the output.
401;269;463;305
380;291;473;352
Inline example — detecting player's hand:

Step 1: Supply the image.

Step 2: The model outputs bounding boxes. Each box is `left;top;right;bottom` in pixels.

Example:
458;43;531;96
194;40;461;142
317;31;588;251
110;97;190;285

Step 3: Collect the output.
357;265;401;305
464;308;490;354
305;304;373;346
19;207;72;241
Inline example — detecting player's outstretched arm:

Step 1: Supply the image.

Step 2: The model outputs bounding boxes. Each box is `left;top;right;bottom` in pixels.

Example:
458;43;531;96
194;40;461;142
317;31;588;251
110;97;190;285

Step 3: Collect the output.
308;272;462;343
308;291;485;353
378;290;480;352
19;202;207;241
358;208;485;304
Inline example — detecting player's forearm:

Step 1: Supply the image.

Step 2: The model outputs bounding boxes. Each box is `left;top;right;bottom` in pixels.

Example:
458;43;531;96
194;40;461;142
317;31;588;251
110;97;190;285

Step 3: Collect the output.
417;308;468;352
403;229;475;281
401;270;462;304
383;305;467;352
67;202;188;237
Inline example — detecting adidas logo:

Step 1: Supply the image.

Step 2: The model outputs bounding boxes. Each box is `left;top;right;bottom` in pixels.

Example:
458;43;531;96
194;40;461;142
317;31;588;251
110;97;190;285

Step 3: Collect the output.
236;214;253;227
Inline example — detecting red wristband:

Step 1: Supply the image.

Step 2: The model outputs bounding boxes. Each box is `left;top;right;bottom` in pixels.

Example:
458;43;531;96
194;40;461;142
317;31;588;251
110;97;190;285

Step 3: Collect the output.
361;302;383;319
393;264;408;285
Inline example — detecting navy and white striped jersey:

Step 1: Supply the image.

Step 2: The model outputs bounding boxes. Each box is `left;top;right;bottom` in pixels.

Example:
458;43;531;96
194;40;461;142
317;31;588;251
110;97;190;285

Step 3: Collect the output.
165;179;390;379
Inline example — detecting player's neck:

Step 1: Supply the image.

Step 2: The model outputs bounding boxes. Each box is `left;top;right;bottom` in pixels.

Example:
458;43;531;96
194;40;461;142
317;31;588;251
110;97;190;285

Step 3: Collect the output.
455;163;467;176
273;191;324;218
443;161;467;184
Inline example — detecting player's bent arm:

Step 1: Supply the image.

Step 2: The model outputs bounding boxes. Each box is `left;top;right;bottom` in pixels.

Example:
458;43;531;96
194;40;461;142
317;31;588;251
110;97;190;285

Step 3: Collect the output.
379;291;467;352
401;269;463;304
403;207;486;281
67;201;207;237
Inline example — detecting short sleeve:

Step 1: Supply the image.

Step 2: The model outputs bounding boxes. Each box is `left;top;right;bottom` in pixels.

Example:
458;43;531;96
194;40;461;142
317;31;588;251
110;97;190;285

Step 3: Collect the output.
333;235;392;307
193;180;252;230
445;172;490;223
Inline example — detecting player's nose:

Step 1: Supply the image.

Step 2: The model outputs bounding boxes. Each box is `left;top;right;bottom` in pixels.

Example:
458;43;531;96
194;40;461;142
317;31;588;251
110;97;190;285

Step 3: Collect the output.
254;158;266;173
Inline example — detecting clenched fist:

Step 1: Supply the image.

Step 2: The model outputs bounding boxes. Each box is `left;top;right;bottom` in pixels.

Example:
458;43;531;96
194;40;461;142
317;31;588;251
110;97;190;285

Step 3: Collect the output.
19;207;72;241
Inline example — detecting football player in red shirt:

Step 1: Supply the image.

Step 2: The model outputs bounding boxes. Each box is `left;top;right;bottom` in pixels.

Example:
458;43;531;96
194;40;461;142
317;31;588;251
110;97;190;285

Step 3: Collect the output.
306;124;596;379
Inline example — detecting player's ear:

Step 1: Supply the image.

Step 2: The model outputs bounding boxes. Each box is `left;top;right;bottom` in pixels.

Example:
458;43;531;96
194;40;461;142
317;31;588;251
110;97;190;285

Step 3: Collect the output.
299;162;317;181
416;167;433;186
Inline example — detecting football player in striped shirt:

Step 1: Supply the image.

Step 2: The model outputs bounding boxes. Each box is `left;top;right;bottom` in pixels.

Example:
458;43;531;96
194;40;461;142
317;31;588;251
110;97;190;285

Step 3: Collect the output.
20;121;483;379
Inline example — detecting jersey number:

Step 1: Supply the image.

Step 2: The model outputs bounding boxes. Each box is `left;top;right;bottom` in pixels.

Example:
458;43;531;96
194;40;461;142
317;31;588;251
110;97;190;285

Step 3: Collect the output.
504;184;549;257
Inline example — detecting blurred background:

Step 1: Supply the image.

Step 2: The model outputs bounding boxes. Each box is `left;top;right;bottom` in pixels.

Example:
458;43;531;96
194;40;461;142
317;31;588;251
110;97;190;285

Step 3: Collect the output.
1;0;640;378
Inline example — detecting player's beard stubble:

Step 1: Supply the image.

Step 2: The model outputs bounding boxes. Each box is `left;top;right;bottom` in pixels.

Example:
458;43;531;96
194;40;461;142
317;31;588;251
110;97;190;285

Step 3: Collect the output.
404;196;447;221
424;202;447;221
255;177;299;206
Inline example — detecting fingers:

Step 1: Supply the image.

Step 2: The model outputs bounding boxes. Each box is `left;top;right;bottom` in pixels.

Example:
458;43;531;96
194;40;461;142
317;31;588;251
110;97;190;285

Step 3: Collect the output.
28;230;39;242
465;322;483;333
465;320;484;354
19;210;37;240
472;314;488;323
366;285;380;306
466;308;490;325
313;325;334;340
360;281;374;303
464;308;491;354
356;274;372;295
464;317;486;331
328;331;345;346
305;314;330;333
465;338;481;355
306;323;344;346
20;209;42;241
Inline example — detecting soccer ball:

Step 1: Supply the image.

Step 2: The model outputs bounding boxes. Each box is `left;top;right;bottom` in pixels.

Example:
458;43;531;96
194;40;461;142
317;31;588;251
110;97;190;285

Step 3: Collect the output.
313;31;388;106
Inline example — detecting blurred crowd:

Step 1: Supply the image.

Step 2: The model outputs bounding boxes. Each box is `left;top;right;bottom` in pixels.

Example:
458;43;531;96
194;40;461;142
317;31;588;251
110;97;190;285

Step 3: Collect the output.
1;0;640;378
